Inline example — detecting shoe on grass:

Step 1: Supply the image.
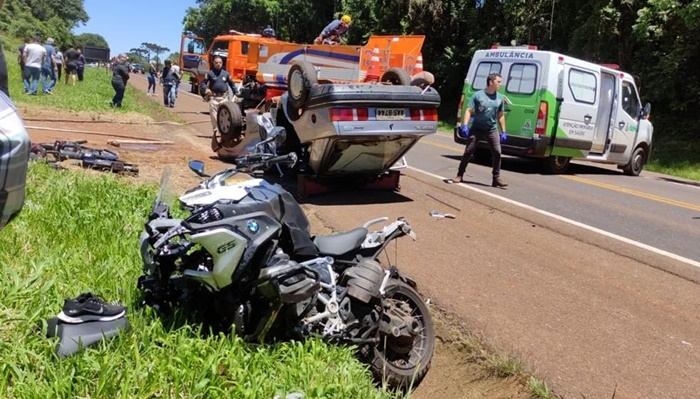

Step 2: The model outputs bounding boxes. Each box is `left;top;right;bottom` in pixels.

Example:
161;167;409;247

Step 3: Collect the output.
57;292;125;324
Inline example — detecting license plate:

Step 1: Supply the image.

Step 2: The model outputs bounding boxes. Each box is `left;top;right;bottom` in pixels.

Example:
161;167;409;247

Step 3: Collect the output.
376;108;405;120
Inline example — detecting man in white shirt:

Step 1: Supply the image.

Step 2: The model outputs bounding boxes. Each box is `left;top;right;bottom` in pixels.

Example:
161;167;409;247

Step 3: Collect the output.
23;36;46;95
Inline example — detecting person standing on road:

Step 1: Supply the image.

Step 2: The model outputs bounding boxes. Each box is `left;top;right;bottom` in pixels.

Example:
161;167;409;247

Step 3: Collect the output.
146;60;157;96
160;59;179;107
200;56;237;152
110;53;129;108
170;61;180;98
452;72;508;188
17;38;29;87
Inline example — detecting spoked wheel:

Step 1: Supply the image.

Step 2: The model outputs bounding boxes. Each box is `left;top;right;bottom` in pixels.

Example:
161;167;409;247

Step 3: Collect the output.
369;280;435;391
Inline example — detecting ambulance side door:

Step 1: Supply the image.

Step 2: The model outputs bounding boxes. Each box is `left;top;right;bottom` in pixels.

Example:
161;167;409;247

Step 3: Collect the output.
552;64;598;157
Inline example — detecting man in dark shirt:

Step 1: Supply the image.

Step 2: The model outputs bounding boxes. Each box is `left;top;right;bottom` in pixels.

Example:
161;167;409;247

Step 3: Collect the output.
160;59;179;107
200;56;237;152
110;53;129;107
63;44;80;86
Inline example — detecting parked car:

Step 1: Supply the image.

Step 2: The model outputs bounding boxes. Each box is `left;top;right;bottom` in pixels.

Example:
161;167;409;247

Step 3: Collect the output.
0;92;30;230
130;63;145;73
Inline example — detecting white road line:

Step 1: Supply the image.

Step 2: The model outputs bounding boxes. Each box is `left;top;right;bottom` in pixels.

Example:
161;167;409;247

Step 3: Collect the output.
408;166;700;269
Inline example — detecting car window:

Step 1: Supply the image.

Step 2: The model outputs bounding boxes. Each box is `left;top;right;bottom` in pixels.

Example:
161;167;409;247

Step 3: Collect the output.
621;81;641;118
506;63;537;94
568;68;597;104
472;62;502;90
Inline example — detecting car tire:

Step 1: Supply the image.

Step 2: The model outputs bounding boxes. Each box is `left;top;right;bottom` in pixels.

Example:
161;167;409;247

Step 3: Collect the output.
380;67;411;86
542;155;571;174
622;147;645;176
216;101;244;143
287;61;317;110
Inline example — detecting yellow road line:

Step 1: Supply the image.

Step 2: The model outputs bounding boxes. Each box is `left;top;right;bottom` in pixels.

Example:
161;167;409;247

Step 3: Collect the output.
562;175;700;212
418;138;700;213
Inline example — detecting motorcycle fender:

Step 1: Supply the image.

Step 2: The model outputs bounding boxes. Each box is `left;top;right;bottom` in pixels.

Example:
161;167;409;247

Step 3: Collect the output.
342;259;385;303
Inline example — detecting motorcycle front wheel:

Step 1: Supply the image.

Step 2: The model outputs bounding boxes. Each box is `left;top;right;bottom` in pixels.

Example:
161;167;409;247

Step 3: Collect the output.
369;280;435;391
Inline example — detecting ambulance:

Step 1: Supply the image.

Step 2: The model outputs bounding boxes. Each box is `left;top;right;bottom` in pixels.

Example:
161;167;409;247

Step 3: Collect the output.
454;46;653;175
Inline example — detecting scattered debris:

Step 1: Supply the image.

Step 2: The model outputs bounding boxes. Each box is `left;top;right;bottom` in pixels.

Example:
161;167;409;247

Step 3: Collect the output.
429;210;456;219
107;139;174;147
30;140;139;175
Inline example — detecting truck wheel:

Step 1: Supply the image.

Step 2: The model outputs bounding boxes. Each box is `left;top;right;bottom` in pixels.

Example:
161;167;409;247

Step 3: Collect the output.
543;155;571;174
217;101;244;142
622;147;645;176
380;68;411;86
287;61;317;109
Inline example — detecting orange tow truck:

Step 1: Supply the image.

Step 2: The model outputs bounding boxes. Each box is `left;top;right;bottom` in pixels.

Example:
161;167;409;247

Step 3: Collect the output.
180;30;426;100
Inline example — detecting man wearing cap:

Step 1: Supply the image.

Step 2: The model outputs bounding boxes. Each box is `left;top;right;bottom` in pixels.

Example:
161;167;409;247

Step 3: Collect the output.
314;14;352;45
41;37;57;94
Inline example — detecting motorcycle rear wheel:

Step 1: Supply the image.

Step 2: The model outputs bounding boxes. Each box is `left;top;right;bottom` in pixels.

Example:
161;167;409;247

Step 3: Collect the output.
369;280;435;391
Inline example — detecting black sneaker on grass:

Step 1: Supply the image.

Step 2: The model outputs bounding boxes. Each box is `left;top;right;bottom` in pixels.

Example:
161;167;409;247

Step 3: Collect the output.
57;292;126;324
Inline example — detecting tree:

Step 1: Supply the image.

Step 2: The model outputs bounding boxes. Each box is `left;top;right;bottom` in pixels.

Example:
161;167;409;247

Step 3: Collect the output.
75;33;109;49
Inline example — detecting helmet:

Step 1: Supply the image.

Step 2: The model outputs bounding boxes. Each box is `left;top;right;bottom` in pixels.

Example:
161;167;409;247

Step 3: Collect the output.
341;15;351;24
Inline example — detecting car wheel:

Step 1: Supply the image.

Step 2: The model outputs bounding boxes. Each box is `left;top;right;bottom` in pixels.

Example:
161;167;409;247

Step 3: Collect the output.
380;67;411;86
287;61;317;110
216;101;244;144
543;155;571;174
623;147;645;176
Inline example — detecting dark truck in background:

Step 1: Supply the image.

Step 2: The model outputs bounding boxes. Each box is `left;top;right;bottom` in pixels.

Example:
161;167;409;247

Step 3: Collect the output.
82;46;110;62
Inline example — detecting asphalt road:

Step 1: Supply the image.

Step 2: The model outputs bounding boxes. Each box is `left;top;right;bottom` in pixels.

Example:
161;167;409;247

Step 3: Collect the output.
411;131;700;268
127;75;700;398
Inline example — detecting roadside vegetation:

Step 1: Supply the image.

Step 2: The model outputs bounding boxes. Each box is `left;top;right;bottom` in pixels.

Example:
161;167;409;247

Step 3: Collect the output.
0;163;400;399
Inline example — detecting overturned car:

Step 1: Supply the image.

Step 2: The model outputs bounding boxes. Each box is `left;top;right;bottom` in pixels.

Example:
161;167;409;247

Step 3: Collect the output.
212;61;440;195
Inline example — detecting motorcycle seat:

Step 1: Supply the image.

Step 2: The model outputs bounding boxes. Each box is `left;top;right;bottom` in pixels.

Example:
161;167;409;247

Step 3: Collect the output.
313;227;368;256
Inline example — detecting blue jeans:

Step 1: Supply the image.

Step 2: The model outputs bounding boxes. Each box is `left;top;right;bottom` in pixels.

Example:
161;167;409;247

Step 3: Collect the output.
23;66;41;94
163;84;175;106
111;82;125;106
41;64;56;92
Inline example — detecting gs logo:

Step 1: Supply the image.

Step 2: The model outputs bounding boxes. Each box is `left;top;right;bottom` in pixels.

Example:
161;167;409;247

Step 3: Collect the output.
217;240;238;253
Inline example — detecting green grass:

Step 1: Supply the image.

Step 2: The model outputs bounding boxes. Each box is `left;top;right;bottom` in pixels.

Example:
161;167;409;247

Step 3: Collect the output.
0;163;398;399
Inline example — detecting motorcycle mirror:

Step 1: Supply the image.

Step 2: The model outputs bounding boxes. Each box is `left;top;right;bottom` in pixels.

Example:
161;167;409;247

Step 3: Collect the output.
188;160;209;177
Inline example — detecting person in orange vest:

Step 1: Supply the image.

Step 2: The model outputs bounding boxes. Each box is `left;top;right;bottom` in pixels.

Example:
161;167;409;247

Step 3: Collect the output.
314;15;352;45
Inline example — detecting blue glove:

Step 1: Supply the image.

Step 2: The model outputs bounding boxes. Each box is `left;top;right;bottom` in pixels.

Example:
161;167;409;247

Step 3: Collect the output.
459;124;470;138
500;131;507;143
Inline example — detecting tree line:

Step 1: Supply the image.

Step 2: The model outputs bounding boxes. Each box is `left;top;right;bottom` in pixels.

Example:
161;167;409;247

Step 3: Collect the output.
183;0;700;139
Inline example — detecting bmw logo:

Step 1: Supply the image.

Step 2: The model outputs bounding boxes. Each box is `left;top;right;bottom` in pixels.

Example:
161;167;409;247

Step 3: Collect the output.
247;220;260;234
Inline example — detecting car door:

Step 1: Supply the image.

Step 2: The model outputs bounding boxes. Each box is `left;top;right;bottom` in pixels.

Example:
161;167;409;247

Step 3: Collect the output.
552;63;598;157
607;79;642;163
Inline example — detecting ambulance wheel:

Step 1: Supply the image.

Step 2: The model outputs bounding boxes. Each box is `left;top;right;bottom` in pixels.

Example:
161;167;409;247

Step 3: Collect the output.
217;101;244;140
288;61;317;109
623;147;645;176
380;68;411;86
543;156;570;174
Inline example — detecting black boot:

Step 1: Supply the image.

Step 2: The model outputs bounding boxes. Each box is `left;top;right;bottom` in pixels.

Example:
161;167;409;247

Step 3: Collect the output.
492;177;508;188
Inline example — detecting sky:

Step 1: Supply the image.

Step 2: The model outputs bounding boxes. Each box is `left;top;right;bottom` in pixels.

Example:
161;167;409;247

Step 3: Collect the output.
73;0;199;57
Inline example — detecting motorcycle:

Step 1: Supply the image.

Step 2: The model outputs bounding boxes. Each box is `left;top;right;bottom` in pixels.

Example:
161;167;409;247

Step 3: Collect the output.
137;116;435;390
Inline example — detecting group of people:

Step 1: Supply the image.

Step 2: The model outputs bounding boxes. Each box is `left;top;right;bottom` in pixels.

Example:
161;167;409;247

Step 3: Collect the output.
150;59;181;108
18;37;84;95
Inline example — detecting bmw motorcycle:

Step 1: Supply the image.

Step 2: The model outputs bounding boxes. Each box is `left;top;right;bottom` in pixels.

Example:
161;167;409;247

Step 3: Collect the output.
137;116;435;390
